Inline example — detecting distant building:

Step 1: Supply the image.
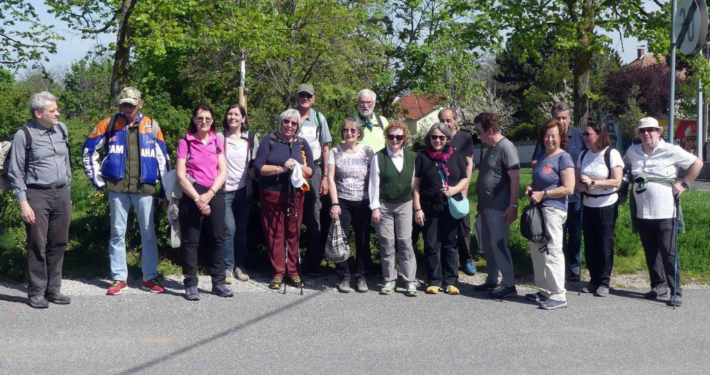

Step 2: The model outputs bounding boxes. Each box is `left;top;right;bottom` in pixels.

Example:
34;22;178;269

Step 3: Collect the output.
393;93;444;137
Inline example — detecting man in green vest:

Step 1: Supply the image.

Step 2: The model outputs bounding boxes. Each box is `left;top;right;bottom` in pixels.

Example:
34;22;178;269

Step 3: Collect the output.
356;89;389;152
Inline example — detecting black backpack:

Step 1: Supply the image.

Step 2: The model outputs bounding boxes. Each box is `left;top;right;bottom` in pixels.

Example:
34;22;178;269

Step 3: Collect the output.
520;204;550;252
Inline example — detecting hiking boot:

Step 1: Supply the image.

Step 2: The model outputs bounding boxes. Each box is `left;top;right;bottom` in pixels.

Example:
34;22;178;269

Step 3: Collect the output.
287;276;304;288
269;276;283;290
336;280;352;293
143;278;165;294
356;279;368;293
462;260;477;276
539;299;568;310
445;286;460;295
473;282;498;292
425;286;440;295
667;294;683;307
45;292;71;305
581;283;598;294
489;285;517;299
234;266;250;282
212;284;234;297
106;280;128;295
405;283;418;297
644;285;669;300
28;295;49;309
594;285;609;297
525;292;549;302
380;281;396;295
225;270;236;285
184;286;200;301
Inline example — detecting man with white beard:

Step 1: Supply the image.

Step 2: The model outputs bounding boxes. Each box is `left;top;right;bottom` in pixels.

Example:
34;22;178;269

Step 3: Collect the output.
356;89;389;152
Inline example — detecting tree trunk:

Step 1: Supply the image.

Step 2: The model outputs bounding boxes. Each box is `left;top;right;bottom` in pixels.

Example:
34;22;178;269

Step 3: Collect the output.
109;0;137;108
573;0;595;128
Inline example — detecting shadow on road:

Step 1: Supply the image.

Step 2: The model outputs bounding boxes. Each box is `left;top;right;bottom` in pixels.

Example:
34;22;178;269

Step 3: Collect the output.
0;294;27;304
115;289;325;375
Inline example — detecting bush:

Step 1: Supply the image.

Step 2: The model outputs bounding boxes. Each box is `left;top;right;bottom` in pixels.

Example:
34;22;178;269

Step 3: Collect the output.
506;123;537;141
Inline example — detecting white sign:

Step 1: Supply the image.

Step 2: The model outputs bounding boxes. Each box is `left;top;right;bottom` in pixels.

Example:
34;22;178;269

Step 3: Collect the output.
673;0;708;55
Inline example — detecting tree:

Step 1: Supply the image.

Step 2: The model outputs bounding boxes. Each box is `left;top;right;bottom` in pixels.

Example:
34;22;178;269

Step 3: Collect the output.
0;0;60;69
480;0;668;128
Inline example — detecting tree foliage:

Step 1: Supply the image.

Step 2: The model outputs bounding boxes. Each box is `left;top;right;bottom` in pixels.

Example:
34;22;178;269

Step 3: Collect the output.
0;0;61;69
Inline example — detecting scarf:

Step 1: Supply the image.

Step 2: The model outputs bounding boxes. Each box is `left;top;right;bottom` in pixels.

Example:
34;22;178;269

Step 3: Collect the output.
358;112;374;131
425;145;454;184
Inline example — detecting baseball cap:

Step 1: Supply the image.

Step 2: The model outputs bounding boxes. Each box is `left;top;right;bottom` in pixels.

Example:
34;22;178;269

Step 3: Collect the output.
638;117;662;131
296;84;315;96
118;87;142;106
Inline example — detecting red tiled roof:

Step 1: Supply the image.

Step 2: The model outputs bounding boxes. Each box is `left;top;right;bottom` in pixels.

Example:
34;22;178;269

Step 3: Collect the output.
628;53;664;70
396;93;444;119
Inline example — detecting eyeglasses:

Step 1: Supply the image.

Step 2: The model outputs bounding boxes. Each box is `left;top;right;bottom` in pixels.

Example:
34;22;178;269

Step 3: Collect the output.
430;135;446;142
195;117;213;123
282;120;298;126
638;128;658;134
342;128;358;134
298;92;313;99
387;134;404;141
358;101;375;106
582;132;597;137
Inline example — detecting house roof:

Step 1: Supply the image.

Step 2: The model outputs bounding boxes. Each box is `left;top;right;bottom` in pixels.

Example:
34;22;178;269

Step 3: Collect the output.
395;93;443;120
628;53;664;70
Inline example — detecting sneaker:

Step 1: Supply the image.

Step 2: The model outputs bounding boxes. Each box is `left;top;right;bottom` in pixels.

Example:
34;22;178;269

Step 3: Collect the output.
27;295;49;309
463;260;477;276
356;279;368;293
594;285;609;297
212;283;234;297
425;286;440;294
185;286;200;301
234;266;250;282
106;280;128;295
336;280;352;293
581;283;598;294
269;276;283;290
225;270;236;285
143;278;165;294
525;292;549;302
445;285;460;295
667;294;683;307
473;282;498;292
405;283;418;297
539;299;568;310
644;284;669;300
380;281;396;295
489;285;517;299
568;272;581;282
45;292;71;305
287;276;304;288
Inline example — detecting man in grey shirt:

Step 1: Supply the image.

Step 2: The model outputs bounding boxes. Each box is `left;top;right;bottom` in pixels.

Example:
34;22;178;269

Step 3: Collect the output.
8;91;72;309
473;112;520;299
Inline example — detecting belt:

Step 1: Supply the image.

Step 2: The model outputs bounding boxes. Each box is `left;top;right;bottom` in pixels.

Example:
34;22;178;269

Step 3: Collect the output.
27;184;66;190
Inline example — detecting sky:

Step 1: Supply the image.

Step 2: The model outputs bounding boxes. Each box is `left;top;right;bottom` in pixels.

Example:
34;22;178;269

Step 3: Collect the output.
24;0;662;75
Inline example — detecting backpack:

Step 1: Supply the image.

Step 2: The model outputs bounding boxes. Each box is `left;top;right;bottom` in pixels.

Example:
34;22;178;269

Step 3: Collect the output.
520;204;550;252
1;124;68;192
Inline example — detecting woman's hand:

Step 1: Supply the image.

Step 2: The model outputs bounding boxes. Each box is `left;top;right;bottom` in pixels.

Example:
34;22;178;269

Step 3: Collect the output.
330;204;341;219
580;174;592;187
199;191;214;205
284;159;296;170
525;185;533;198
440;185;455;197
414;210;425;226
530;191;545;205
371;208;381;224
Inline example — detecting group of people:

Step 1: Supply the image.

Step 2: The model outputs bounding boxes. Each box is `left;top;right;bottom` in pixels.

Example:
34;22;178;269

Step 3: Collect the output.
6;87;703;310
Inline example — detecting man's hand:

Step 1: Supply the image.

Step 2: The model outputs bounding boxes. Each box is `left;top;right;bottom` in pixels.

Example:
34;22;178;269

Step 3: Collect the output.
503;206;517;224
320;176;329;196
673;181;686;198
371;208;381;224
20;201;36;225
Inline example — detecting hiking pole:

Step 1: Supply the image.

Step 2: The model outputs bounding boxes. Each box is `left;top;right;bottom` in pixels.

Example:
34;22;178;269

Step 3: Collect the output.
578;202;583;296
294;181;304;296
672;196;680;310
284;181;290;295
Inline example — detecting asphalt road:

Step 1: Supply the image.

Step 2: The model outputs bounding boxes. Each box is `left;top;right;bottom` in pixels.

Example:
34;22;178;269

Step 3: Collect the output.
1;276;708;375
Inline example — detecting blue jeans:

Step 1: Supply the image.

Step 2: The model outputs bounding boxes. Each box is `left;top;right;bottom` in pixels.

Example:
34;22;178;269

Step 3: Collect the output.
108;191;159;282
224;187;251;270
563;199;583;275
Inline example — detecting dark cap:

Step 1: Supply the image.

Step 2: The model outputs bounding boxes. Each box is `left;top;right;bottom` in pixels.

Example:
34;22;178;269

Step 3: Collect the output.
296;83;315;96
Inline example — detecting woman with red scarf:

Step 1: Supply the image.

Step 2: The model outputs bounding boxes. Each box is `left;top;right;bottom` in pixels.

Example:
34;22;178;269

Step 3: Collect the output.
413;123;470;295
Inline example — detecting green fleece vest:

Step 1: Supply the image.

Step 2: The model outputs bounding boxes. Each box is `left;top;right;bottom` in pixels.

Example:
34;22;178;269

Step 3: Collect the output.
377;149;415;203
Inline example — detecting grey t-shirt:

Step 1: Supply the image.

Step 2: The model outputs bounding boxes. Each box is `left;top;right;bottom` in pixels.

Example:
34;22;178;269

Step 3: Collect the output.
297;108;332;162
476;137;520;211
532;151;574;210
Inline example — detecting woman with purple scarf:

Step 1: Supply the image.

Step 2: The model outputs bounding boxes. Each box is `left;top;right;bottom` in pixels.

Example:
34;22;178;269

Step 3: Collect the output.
413;123;470;295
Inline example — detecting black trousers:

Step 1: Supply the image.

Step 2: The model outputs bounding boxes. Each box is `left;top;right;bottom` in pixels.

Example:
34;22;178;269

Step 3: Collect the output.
423;205;460;287
179;184;226;288
335;198;371;281
637;218;682;296
582;205;617;288
25;186;72;297
413;212;471;264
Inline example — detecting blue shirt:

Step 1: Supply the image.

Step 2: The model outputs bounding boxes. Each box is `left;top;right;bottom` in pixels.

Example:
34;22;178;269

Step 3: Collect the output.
532;151;574;210
532;126;585;202
254;134;314;192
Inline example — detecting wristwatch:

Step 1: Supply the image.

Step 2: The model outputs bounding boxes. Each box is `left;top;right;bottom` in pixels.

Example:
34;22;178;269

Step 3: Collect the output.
590;180;596;188
681;181;690;190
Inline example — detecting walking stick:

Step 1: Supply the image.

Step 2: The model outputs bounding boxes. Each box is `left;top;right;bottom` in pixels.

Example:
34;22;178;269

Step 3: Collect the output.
578;201;583;296
672;196;680;309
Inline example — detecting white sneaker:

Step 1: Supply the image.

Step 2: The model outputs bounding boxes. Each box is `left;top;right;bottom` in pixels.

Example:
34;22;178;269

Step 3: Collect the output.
225;270;236;285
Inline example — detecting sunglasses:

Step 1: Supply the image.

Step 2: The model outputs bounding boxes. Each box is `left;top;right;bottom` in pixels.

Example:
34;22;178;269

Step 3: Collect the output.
298;92;313;99
582;132;597;137
430;135;446;142
282;120;298;126
638;128;658;134
387;134;404;141
195;117;213;123
342;128;358;134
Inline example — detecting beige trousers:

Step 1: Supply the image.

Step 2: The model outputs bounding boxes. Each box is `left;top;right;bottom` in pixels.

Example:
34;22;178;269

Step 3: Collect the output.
530;206;568;302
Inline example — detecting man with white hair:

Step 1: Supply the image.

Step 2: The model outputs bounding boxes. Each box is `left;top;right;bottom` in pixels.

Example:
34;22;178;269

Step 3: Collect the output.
356;89;389;152
624;117;703;307
8;91;72;309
